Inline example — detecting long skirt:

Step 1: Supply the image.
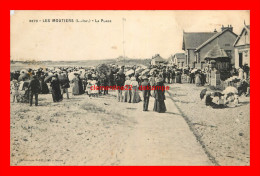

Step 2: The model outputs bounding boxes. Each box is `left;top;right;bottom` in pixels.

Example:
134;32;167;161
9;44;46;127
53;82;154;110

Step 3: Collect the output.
131;86;141;103
40;81;49;94
195;75;201;86
52;87;63;102
153;99;166;113
124;89;132;103
176;75;181;83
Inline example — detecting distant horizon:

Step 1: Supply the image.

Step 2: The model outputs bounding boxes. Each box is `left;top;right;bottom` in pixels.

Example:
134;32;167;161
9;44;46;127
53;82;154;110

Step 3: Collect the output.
10;56;153;62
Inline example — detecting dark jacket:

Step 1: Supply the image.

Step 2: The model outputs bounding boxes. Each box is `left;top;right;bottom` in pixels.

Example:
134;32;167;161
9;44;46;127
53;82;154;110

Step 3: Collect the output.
115;73;125;86
28;77;41;93
154;82;165;101
141;81;151;98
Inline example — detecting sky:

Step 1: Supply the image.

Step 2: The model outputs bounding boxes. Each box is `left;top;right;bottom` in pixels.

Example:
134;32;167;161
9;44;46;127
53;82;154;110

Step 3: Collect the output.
10;10;250;61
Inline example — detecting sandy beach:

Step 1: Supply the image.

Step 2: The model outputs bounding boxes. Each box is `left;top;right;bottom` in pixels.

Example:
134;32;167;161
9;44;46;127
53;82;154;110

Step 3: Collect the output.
10;83;249;166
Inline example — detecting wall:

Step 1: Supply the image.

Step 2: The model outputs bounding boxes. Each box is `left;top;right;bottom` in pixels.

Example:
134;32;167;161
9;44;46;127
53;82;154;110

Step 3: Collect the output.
234;28;250;68
198;31;237;65
235;46;250;68
188;49;196;67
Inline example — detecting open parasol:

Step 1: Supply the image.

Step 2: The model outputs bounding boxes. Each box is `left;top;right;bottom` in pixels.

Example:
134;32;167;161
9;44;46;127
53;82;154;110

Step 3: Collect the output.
191;69;198;73
141;69;150;75
223;86;238;94
18;73;29;81
135;68;145;74
20;69;28;74
55;68;61;72
125;69;135;76
44;74;56;83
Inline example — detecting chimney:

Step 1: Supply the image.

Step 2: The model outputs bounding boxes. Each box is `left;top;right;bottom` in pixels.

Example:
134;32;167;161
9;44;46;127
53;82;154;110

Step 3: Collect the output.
221;25;225;31
221;25;233;32
214;29;217;33
229;24;233;32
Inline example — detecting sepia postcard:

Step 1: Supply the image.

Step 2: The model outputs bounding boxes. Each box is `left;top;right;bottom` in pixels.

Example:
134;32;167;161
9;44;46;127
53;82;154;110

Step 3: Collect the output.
10;10;250;166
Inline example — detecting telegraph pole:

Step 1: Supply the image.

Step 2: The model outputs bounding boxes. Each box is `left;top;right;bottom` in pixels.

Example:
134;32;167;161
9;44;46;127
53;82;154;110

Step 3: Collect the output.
122;18;126;70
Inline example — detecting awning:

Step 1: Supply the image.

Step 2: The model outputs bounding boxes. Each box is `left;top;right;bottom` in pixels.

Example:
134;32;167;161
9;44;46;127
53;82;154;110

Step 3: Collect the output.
204;45;229;60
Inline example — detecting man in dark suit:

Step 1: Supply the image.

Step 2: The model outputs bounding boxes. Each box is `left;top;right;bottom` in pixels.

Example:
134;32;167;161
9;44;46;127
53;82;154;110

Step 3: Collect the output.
28;75;41;106
115;69;125;102
141;76;151;111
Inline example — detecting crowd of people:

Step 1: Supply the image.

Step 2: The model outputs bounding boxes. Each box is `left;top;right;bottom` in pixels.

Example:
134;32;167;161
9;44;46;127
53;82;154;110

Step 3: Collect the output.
10;65;170;113
10;63;250;111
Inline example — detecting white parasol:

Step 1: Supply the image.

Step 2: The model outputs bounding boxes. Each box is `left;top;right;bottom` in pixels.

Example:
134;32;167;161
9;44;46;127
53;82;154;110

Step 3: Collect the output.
135;68;145;74
20;69;27;74
191;69;198;73
223;86;238;94
141;69;150;75
126;69;135;76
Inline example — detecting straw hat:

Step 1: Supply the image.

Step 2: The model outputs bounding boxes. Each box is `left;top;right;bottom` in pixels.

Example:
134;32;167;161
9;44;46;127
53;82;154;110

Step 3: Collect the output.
156;78;163;83
142;76;148;80
130;77;136;81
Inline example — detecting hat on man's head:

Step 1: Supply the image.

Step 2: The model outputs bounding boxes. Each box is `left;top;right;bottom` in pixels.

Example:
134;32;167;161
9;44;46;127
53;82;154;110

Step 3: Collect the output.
130;77;136;81
142;76;148;80
156;77;163;83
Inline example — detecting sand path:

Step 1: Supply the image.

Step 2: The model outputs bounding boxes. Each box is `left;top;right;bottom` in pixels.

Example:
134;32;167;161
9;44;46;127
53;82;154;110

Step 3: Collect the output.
119;90;213;165
11;87;214;166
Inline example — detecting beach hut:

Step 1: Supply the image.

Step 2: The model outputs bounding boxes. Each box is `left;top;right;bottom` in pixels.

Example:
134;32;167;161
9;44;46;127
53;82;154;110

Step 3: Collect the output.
204;45;230;71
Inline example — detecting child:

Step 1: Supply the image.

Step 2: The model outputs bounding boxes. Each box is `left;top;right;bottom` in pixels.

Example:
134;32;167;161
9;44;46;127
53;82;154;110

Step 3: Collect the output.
11;80;20;103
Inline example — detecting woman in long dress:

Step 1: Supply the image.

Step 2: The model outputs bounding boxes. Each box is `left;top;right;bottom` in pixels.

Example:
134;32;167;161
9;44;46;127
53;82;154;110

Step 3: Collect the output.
124;76;132;103
149;74;156;97
39;73;49;94
130;77;141;103
238;68;244;80
50;75;63;102
71;73;84;95
153;78;166;113
195;72;201;86
176;71;182;83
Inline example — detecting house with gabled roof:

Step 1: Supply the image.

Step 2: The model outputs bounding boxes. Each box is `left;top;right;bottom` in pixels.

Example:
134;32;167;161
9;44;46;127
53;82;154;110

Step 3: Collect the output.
168;53;186;67
194;25;238;69
150;54;165;66
182;31;217;68
182;25;238;69
233;24;250;68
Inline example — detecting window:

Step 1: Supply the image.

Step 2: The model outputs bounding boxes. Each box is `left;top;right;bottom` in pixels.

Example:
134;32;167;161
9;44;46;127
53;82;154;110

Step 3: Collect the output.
225;44;230;46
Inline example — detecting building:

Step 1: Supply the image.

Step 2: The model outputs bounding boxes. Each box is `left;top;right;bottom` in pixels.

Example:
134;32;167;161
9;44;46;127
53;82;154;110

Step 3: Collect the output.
204;44;230;71
233;24;250;68
168;53;186;67
195;25;238;69
182;31;216;68
182;25;238;69
150;54;165;66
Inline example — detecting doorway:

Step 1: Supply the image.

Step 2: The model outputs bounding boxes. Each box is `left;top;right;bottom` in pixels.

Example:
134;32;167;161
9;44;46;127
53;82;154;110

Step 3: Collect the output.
239;53;243;68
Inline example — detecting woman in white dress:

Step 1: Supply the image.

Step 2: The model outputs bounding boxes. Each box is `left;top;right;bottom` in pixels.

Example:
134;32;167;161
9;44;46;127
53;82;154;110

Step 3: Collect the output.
238;68;244;80
130;77;141;103
124;76;132;103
